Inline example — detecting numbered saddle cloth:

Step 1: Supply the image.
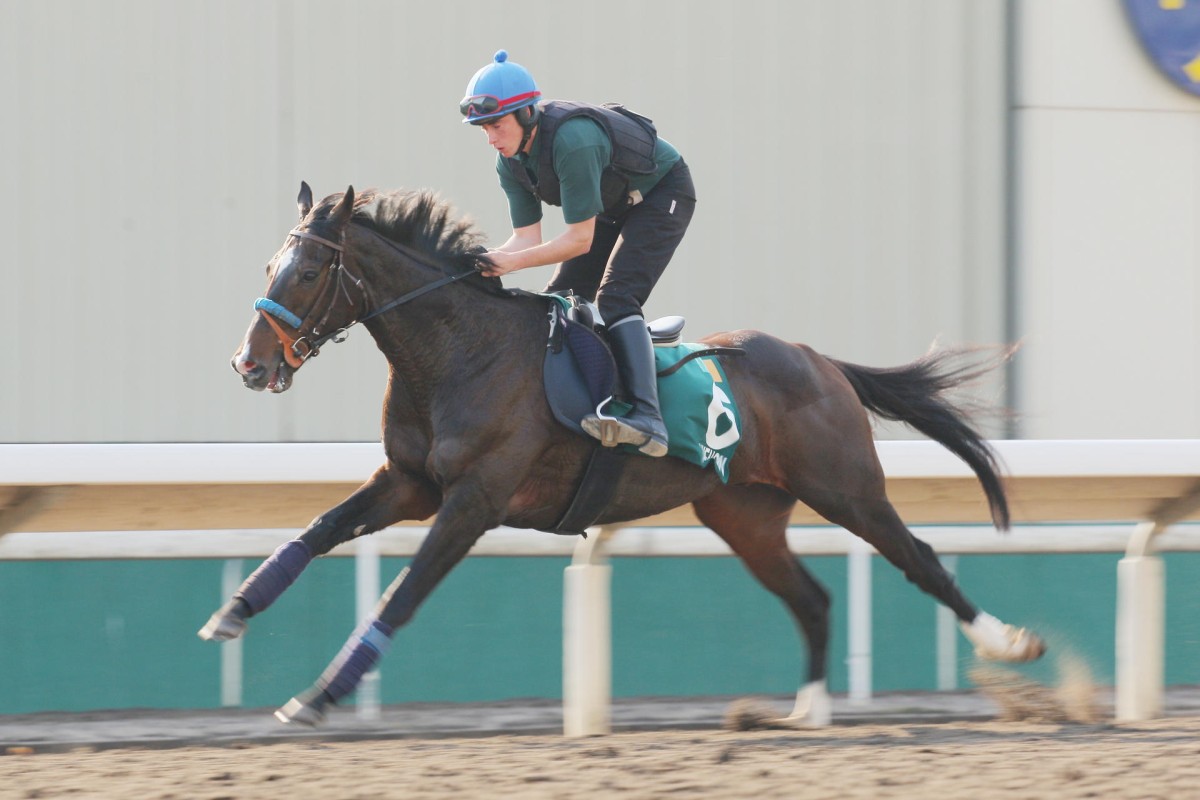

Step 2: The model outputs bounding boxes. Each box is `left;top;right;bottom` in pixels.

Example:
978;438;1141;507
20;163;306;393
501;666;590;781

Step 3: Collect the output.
653;343;741;482
541;297;742;482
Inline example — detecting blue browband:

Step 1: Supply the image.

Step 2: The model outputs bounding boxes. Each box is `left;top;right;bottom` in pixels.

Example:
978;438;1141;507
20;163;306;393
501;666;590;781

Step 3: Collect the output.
253;297;304;329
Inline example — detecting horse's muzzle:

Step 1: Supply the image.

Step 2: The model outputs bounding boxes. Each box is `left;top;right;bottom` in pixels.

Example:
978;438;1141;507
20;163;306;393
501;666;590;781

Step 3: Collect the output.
232;355;291;393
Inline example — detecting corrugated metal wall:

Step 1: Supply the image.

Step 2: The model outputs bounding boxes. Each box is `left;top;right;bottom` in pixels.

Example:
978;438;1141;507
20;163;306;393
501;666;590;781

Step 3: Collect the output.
0;0;1008;443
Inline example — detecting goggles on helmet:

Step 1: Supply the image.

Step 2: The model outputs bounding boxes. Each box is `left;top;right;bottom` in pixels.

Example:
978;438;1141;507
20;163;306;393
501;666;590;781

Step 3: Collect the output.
459;90;540;121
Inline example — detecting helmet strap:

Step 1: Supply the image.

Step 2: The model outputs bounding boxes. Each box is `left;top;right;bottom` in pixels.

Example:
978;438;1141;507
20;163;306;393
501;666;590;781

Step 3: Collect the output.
518;120;537;154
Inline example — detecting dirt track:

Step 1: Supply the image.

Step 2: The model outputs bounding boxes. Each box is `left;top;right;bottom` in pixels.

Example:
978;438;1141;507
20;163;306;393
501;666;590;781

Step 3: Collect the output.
3;715;1199;799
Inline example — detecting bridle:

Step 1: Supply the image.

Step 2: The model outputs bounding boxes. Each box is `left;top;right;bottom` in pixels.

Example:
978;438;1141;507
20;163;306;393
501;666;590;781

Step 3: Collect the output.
253;224;479;369
254;228;363;368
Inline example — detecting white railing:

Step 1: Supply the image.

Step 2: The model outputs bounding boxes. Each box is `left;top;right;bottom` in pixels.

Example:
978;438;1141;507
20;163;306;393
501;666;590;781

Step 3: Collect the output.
2;441;1199;733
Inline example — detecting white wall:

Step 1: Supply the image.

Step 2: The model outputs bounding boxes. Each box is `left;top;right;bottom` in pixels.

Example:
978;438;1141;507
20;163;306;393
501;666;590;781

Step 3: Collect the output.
1;1;1008;442
1015;0;1200;437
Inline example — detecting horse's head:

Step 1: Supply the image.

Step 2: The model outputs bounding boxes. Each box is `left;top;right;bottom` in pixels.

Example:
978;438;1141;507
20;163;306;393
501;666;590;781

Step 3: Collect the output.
232;182;363;392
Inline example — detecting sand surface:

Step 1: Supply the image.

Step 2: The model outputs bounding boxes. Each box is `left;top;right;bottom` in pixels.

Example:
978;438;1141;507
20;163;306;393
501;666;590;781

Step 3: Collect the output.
3;714;1199;799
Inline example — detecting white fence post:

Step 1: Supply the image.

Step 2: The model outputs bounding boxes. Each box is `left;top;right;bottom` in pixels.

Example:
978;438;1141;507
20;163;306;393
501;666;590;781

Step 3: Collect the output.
1116;521;1165;721
355;535;382;721
563;526;615;737
847;537;873;706
1115;488;1200;721
219;559;244;708
937;555;959;691
1116;555;1164;720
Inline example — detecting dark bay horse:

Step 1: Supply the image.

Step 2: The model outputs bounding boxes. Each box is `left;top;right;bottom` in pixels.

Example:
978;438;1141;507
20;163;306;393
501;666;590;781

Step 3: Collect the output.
201;183;1045;726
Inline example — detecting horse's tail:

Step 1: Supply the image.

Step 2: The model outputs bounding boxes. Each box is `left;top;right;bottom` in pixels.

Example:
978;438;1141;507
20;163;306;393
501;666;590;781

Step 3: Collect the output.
827;346;1014;530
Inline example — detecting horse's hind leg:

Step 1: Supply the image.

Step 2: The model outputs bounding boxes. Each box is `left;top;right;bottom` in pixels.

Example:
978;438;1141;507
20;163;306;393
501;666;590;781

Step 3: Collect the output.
788;458;1045;663
198;464;438;641
693;484;834;726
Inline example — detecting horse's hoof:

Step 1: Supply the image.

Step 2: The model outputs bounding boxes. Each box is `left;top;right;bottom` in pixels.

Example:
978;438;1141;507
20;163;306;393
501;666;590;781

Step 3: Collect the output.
782;680;832;728
1017;630;1048;661
962;612;1048;662
197;601;248;642
275;696;326;727
776;713;826;729
981;625;1046;662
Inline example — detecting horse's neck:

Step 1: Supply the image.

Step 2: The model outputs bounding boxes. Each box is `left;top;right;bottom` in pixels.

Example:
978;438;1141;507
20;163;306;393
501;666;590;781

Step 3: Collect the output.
350;233;543;385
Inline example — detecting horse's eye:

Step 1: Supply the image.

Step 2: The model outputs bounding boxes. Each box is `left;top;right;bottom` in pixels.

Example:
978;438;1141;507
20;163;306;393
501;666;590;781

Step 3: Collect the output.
301;270;319;283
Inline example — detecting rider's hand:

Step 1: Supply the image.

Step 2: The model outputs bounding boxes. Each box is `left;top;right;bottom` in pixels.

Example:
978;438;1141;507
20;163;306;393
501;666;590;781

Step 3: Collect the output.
480;249;521;277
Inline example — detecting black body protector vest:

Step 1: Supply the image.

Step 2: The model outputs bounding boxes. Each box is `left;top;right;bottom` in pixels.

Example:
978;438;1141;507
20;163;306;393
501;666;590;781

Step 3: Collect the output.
505;100;660;216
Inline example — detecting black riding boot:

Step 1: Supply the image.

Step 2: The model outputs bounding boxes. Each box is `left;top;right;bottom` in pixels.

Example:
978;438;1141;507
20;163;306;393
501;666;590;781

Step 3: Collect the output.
582;317;669;457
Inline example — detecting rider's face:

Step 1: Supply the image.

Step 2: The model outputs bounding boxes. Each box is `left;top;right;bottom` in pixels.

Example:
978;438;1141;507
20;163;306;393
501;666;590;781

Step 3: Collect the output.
479;114;526;158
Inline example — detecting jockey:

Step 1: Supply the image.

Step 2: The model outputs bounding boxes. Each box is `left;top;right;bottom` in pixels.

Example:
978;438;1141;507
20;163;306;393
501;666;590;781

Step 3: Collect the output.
461;49;697;458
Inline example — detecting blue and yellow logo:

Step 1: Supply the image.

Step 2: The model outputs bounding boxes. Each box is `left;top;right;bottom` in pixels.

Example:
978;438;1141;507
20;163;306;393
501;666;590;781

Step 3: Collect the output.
1123;0;1200;97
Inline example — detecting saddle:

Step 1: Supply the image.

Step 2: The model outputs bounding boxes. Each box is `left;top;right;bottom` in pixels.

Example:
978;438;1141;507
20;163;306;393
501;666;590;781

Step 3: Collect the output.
544;296;686;436
540;294;743;535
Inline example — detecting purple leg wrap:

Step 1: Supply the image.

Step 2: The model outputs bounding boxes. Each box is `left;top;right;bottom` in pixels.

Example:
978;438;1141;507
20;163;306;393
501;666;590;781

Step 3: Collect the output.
317;618;394;703
235;539;314;615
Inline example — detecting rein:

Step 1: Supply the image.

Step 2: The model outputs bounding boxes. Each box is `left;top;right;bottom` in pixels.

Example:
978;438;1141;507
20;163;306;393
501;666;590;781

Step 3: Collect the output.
254;224;479;368
353;237;479;327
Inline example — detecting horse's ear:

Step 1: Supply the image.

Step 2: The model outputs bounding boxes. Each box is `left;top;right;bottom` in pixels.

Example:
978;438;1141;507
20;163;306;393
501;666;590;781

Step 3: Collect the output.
297;181;313;220
330;186;355;227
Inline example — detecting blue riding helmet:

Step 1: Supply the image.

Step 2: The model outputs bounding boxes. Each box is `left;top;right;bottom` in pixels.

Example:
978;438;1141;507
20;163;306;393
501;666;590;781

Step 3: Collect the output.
460;50;541;126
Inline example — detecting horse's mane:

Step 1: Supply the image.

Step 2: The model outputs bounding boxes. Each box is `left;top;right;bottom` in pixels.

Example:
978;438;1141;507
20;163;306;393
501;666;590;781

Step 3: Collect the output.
312;188;489;275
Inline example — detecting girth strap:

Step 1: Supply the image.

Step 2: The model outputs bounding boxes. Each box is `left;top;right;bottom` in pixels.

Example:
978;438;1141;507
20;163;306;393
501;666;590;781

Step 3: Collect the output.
547;445;627;535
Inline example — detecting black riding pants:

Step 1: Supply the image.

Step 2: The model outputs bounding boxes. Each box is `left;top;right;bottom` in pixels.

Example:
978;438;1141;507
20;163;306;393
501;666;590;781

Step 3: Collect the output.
543;159;696;325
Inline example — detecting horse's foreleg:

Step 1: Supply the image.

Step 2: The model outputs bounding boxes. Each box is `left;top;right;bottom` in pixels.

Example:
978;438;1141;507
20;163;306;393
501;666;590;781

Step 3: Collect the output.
197;538;312;641
197;465;437;642
274;489;496;726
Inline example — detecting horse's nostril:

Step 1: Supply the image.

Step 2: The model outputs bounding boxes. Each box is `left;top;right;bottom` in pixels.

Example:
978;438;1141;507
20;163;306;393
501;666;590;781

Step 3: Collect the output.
233;357;264;378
